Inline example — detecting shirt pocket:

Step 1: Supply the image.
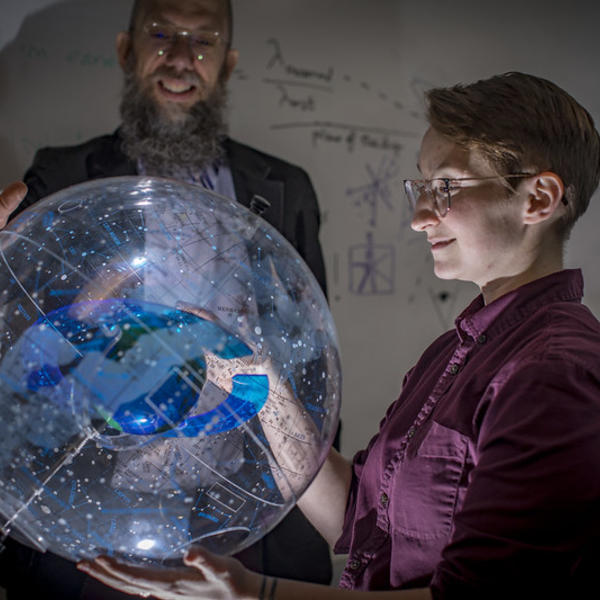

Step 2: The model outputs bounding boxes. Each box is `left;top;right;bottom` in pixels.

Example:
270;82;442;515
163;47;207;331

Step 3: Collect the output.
392;420;469;540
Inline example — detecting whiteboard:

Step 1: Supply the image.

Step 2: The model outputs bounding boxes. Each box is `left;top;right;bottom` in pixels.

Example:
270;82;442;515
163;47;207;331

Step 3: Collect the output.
1;0;599;457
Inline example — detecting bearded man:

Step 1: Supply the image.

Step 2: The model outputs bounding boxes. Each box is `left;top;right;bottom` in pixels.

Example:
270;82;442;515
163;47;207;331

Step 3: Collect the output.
0;0;333;598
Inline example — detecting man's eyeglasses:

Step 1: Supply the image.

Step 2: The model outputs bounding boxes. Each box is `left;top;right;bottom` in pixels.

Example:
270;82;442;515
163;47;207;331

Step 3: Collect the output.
403;174;567;218
140;22;227;61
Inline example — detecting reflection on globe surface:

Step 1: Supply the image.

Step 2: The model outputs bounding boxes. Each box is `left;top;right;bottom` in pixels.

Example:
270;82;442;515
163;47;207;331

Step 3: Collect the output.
0;176;340;564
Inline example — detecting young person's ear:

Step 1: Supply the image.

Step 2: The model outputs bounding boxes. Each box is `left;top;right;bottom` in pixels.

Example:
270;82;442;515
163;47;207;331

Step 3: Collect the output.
522;171;565;224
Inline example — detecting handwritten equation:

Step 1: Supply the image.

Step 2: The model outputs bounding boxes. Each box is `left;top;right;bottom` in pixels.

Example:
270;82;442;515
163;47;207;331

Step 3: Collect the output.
266;38;334;83
263;38;416;155
18;43;117;69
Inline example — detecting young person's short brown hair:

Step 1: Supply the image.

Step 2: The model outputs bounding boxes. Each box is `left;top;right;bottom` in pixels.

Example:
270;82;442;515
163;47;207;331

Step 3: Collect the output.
426;72;600;238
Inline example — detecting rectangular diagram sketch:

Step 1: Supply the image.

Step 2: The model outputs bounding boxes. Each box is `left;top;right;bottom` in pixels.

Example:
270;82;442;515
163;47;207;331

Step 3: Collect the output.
349;232;395;295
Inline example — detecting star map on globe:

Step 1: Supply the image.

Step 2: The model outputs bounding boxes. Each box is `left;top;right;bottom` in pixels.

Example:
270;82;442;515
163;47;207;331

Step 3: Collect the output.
0;176;341;565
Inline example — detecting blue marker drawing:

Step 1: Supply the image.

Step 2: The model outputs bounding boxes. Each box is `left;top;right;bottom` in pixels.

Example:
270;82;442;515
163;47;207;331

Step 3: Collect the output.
349;232;395;296
346;156;401;227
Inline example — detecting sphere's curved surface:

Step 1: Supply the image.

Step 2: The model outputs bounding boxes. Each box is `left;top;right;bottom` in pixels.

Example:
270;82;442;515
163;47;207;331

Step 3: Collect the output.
0;176;340;564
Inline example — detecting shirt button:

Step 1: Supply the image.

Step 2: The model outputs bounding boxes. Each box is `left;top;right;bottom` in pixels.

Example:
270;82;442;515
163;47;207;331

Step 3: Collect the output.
449;364;460;375
348;559;361;571
477;334;487;344
380;492;389;507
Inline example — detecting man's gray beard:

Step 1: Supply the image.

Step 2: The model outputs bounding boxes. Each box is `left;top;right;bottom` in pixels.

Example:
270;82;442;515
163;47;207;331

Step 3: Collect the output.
119;71;229;177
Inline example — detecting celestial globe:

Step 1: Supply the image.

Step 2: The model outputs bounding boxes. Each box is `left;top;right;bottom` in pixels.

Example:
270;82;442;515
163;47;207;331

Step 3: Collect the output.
0;176;340;565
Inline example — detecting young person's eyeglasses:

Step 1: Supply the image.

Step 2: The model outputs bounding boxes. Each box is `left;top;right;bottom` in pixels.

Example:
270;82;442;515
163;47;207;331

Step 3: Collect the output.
403;174;567;218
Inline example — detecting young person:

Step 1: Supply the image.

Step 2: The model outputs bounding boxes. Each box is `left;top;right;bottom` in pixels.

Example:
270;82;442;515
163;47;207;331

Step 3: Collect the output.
24;71;600;598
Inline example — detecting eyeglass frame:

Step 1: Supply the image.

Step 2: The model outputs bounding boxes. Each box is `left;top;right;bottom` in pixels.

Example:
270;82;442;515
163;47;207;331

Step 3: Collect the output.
137;21;229;60
403;173;568;218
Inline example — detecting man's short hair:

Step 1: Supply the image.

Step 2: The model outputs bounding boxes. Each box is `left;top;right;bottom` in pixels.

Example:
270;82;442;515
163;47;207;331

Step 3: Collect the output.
128;0;234;47
425;72;600;238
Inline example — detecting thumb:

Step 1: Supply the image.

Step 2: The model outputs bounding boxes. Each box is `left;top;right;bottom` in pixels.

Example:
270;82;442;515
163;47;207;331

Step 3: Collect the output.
0;182;27;227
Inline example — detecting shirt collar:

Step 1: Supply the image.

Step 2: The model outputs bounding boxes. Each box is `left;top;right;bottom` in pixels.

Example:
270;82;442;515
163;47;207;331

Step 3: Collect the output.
455;269;584;342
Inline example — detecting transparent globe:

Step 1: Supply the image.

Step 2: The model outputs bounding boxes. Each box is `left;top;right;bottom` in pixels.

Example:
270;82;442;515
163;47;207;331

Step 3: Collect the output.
0;176;340;565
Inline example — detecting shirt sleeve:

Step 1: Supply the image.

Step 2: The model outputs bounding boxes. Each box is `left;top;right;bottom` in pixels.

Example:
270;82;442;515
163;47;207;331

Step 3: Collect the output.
332;449;365;554
430;357;600;598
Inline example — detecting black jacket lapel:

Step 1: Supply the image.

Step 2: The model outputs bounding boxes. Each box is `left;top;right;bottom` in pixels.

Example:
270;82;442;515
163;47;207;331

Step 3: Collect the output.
225;138;284;232
87;130;137;180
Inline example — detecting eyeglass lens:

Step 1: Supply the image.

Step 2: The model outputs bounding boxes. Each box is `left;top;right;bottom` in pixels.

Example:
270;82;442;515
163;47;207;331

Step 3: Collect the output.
145;23;222;60
404;180;450;217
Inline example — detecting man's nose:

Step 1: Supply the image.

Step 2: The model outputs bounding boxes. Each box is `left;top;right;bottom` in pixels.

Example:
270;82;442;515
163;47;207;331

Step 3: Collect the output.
162;34;197;69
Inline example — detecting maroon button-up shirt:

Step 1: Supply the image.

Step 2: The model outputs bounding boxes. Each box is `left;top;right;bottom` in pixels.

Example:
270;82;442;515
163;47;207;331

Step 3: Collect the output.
334;269;600;597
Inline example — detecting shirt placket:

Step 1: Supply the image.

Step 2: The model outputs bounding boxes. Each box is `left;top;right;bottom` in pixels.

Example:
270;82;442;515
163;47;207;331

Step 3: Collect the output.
379;341;471;524
342;339;474;587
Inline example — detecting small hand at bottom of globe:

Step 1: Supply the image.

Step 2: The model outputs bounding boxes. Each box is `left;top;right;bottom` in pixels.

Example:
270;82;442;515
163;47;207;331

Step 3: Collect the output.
77;547;259;600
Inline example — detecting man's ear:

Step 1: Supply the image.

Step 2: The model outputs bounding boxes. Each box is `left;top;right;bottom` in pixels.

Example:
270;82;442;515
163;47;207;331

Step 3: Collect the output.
522;171;565;224
116;31;132;71
221;48;239;82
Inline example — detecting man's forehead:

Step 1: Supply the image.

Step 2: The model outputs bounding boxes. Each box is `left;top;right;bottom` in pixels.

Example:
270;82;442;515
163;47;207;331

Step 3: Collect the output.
138;0;227;25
